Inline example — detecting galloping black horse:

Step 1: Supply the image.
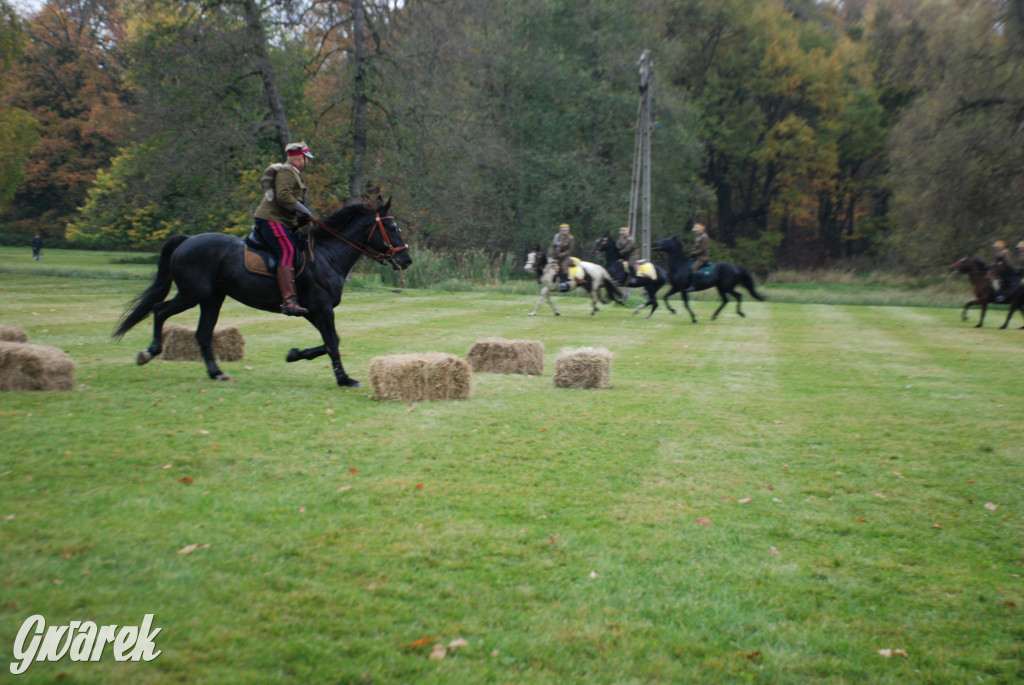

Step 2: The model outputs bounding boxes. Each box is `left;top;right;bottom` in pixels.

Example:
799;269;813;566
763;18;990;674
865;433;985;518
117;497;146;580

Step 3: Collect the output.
593;234;666;318
113;197;412;387
651;236;766;322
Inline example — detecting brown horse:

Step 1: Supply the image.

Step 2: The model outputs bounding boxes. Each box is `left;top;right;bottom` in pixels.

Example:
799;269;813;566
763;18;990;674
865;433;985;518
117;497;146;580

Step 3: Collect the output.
950;256;996;327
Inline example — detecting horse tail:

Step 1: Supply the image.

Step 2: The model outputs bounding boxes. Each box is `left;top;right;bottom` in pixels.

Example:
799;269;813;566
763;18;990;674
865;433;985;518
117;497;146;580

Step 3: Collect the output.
603;270;625;305
738;268;767;301
112;234;189;340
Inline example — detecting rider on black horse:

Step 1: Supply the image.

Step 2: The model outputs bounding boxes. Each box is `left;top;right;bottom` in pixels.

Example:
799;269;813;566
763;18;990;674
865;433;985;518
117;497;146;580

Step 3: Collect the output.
252;142;317;316
685;223;712;292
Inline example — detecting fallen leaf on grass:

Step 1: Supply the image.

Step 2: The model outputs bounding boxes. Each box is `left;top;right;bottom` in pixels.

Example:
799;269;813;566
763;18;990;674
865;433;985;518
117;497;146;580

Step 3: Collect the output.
588;571;599;579
199;430;210;435
873;491;886;499
855;517;867;523
449;638;469;649
737;497;752;504
410;637;436;648
877;648;908;658
695;516;712;527
985;502;998;511
769;546;780;555
178;543;210;555
178;476;193;485
429;644;447;660
337;485;353;493
162;464;173;470
349;467;358;475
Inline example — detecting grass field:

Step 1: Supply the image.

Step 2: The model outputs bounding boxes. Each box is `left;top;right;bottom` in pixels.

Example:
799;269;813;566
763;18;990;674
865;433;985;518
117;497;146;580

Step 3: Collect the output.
1;248;1022;683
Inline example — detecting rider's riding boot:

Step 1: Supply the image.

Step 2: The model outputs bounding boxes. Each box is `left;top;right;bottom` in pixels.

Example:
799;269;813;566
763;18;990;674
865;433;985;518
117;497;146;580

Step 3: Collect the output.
558;271;570;292
276;267;309;316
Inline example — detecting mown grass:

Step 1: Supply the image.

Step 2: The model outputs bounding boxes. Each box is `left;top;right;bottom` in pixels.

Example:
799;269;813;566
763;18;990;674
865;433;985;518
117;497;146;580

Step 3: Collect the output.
0;249;1022;684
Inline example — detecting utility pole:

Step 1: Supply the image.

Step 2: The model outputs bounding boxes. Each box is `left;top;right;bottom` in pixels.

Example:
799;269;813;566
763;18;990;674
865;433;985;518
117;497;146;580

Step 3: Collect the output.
628;50;654;260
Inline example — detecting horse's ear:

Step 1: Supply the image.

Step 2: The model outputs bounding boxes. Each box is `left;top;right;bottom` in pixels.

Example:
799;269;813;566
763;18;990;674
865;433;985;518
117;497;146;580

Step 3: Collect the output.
383;196;391;213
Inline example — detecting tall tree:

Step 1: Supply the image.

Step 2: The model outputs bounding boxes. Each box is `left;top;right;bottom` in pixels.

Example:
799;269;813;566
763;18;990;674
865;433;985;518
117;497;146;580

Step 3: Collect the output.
1;0;130;234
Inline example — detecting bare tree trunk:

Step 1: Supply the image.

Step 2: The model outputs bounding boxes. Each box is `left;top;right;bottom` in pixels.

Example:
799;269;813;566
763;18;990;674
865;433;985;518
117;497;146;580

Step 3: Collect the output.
242;0;291;152
346;0;368;205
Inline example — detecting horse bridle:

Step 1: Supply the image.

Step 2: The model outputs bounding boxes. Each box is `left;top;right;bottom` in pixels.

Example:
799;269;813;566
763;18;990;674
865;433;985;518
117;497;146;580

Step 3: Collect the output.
309;214;408;268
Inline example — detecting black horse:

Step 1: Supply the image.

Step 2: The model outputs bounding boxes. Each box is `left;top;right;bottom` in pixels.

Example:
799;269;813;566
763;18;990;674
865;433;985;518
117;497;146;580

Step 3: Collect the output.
593;234;667;318
985;260;1024;329
651;236;766;322
113;197;412;387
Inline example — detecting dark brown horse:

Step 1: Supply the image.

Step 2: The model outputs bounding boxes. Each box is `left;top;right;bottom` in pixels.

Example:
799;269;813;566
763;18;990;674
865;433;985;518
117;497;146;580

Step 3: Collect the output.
950;256;996;327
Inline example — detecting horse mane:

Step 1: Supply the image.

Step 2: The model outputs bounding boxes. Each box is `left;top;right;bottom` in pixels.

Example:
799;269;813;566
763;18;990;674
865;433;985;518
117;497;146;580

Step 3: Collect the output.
318;198;388;233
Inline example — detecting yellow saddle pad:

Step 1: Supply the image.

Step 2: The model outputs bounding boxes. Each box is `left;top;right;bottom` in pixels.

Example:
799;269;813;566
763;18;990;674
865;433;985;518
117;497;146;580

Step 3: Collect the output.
635;262;656;280
568;264;585;282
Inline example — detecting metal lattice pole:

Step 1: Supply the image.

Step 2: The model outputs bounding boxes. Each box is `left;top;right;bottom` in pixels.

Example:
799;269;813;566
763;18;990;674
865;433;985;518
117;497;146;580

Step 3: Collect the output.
630;50;654;261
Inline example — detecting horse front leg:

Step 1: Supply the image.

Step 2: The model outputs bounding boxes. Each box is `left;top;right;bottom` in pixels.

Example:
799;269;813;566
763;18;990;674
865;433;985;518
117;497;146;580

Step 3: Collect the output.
309;312;359;387
975;302;987;328
195;295;230;381
589;289;600;317
680;292;697;323
286;345;327;362
962;301;972;322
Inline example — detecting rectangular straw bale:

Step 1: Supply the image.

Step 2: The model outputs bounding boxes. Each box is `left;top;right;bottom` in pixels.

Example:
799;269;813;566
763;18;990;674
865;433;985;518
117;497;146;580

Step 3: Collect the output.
369;352;471;401
0;325;28;342
0;341;75;391
553;346;612;389
466;337;543;375
161;324;245;361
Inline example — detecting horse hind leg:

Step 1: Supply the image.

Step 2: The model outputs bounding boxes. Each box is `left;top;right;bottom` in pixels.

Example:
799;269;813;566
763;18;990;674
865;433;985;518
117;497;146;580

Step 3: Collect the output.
138;292;198;365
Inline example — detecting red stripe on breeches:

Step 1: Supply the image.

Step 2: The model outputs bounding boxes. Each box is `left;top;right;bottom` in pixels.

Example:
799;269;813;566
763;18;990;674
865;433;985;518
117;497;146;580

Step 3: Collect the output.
268;222;294;267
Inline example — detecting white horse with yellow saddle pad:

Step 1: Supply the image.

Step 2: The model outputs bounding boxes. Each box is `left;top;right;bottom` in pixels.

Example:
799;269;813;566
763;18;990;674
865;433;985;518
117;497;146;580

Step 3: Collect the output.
524;247;625;317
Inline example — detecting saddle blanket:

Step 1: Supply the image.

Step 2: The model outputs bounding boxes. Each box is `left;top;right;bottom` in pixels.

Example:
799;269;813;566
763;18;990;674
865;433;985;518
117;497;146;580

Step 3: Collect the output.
568;264;585;282
243;242;307;278
634;262;656;280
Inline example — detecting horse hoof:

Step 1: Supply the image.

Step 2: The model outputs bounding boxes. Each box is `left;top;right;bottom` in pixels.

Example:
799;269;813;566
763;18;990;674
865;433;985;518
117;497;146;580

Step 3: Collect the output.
528;313;536;317
214;373;233;382
554;312;561;317
338;377;361;388
286;348;302;363
137;350;153;365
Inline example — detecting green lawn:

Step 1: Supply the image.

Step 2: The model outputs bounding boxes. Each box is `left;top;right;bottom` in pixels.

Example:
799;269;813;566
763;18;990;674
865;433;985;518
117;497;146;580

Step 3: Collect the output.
0;250;1021;683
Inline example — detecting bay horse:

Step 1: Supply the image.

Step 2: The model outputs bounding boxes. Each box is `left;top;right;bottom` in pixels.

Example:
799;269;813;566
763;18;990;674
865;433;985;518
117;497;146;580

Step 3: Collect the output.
113;197;412;387
651;236;766;322
950;256;997;327
593;234;666;318
523;245;624;317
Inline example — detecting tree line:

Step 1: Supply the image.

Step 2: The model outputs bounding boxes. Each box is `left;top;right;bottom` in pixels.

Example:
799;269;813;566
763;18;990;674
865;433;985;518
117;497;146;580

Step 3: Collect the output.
1;0;1022;275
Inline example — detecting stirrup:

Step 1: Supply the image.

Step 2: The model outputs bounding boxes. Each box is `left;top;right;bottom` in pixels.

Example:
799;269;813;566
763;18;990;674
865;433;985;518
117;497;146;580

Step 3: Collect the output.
280;298;308;316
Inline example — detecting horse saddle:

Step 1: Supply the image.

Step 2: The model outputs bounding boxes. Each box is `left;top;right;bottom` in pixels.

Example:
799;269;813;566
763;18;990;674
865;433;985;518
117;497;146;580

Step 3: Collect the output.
244;229;307;278
634;262;657;280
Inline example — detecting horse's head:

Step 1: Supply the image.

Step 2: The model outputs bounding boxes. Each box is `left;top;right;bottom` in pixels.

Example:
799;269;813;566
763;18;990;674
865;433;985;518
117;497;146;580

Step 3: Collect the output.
524;245;544;273
950;256;982;275
651;236;678;253
320;197;411;271
594;235;610;255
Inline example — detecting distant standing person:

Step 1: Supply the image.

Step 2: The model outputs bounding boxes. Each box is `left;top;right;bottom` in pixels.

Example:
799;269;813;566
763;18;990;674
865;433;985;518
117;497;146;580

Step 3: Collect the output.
253;142;316;316
31;233;42;260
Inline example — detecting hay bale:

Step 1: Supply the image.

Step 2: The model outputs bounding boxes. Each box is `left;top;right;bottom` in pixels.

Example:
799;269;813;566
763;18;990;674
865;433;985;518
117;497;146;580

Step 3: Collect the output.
0;342;75;391
369;352;471;401
161;324;245;362
0;325;28;343
466;337;543;375
553;346;612;389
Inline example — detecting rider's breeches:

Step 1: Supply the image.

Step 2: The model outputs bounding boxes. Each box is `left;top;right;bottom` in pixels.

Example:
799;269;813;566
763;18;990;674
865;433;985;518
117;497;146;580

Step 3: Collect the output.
255;218;296;268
